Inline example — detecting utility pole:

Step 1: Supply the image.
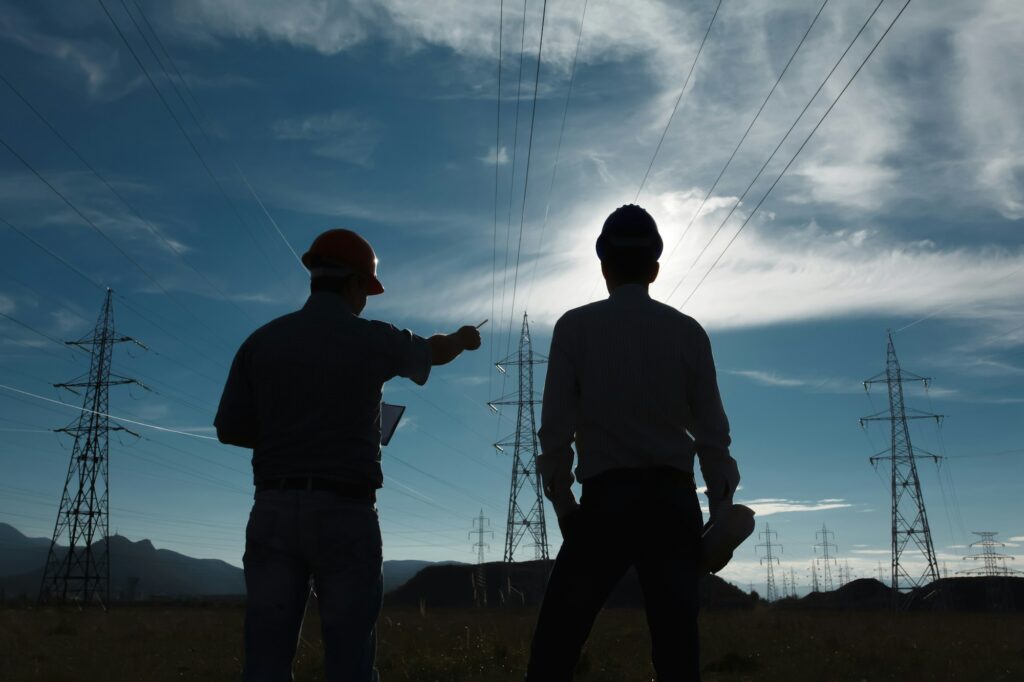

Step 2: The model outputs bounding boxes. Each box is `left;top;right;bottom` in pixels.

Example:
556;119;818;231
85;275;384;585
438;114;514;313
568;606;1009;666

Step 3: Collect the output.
470;509;493;564
39;290;143;606
489;314;549;562
814;524;837;591
960;532;1018;577
790;567;798;597
756;524;781;601
877;562;886;585
861;331;942;600
810;560;820;593
844;559;853;585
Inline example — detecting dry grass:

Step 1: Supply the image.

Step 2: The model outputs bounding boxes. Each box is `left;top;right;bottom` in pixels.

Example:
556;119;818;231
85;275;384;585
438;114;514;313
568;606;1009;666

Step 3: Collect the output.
1;604;1022;680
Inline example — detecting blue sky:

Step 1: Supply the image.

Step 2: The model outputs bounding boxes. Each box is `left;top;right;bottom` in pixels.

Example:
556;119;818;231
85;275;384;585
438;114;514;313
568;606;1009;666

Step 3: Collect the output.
0;0;1021;594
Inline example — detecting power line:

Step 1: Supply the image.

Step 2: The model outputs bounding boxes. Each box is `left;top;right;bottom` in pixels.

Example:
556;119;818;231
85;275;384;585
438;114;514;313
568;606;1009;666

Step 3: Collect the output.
0;382;218;441
0;132;235;356
0;66;260;327
666;0;887;301
635;0;722;202
524;0;589;312
677;0;910;307
661;0;829;264
94;0;286;278
502;0;549;360
119;0;306;275
490;0;505;406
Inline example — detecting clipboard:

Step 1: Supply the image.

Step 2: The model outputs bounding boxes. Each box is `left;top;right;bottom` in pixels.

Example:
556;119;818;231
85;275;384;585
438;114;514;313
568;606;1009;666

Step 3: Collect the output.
381;403;405;446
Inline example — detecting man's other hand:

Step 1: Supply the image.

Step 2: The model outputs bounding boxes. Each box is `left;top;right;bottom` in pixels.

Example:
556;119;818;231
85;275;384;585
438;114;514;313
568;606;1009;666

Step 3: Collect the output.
457;325;482;351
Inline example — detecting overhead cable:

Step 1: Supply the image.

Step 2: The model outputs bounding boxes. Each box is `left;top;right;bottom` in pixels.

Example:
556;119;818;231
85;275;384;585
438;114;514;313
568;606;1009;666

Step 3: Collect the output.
635;0;722;202
666;0;887;301
679;0;913;307
662;0;829;264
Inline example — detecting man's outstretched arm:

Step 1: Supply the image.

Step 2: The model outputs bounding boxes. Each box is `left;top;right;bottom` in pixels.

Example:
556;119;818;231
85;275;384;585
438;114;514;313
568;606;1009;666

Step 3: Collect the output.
429;326;482;366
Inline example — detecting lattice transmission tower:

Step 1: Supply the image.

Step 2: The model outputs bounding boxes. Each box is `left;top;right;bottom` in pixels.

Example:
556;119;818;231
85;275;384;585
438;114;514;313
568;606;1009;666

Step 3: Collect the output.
39;290;143;606
489;314;549;562
470;509;494;564
960;532;1019;577
756;523;781;601
861;331;942;597
814;524;838;592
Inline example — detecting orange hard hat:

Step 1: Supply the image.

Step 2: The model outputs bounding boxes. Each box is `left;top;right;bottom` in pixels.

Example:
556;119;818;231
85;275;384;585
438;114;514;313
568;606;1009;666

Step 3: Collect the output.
301;229;384;295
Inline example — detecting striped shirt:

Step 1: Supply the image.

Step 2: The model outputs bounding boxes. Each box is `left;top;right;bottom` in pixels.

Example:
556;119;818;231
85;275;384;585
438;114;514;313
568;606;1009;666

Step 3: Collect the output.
537;283;738;502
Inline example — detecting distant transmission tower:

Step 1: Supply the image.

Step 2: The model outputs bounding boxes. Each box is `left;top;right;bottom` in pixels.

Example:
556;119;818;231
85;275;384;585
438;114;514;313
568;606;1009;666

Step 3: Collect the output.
470;509;494;564
39;290;143;606
861;331;942;597
814;524;837;592
790;567;798;597
960;532;1018;577
810;561;820;593
756;524;781;601
489;314;549;562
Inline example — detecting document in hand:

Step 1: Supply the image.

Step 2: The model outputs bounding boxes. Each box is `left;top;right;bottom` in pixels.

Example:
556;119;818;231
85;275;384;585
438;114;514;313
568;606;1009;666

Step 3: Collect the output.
381;403;405;446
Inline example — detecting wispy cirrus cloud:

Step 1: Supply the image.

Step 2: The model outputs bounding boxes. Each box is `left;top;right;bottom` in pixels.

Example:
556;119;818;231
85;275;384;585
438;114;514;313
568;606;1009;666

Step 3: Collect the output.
272;110;379;166
738;497;852;517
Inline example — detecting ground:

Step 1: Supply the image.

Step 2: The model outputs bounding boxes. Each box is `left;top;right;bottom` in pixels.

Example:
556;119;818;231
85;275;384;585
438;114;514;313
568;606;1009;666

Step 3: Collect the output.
1;604;1023;680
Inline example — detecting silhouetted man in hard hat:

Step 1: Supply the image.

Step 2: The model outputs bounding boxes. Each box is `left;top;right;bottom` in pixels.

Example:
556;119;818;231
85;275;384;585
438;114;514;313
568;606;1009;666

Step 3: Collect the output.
525;205;740;681
215;228;482;681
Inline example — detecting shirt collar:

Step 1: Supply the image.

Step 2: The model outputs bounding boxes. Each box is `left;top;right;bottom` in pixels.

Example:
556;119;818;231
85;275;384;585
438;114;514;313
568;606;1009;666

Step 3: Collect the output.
608;283;651;300
303;291;355;316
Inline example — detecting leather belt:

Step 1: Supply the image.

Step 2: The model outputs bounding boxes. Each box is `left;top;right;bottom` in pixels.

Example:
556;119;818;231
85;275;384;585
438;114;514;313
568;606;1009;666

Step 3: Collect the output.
255;476;376;503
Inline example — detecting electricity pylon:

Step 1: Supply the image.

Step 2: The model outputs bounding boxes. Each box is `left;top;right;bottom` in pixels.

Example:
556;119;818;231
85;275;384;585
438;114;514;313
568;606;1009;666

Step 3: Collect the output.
960;532;1018;577
756;523;781;601
470;509;494;564
814;524;838;591
790;567;798;597
810;560;820;592
861;331;941;598
39;290;143;606
489;314;549;562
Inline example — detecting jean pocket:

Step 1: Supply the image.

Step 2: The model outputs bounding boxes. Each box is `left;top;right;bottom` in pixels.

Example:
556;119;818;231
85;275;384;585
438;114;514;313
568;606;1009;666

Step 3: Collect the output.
245;506;283;551
313;508;382;575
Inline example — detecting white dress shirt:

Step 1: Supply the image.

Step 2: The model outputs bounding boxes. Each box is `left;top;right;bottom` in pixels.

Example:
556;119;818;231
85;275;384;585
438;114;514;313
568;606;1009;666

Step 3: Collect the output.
537;283;739;507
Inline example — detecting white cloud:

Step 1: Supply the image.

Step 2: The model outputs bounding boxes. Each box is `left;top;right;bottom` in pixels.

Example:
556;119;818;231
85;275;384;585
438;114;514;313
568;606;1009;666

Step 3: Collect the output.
728;369;857;393
0;294;15;315
1008;536;1024;543
272;110;379;165
850;548;890;555
480;146;509;165
738;497;852;517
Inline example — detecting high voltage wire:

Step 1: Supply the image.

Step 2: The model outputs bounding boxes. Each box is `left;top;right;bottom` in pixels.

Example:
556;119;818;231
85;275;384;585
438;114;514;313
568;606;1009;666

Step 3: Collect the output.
635;0;722;203
678;0;912;308
0;132;236;357
0;382;219;440
524;0;590;312
490;0;505;406
0;213;230;382
502;0;549;360
0;67;260;328
95;0;287;279
497;0;533;363
121;0;306;275
661;0;829;264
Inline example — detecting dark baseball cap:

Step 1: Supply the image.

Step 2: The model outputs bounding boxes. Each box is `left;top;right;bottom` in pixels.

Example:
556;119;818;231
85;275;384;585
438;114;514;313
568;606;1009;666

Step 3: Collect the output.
595;204;663;261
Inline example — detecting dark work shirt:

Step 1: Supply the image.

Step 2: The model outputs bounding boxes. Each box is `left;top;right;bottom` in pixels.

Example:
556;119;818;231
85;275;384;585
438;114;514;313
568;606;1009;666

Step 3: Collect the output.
214;292;431;488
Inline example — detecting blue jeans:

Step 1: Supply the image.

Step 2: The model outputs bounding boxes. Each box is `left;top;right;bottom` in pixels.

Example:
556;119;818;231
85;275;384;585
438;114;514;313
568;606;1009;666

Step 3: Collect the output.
526;468;703;681
243;490;383;682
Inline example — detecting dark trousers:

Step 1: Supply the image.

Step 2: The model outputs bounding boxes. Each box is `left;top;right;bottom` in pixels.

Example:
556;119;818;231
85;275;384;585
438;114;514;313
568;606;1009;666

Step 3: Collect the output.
243;490;383;682
525;468;704;681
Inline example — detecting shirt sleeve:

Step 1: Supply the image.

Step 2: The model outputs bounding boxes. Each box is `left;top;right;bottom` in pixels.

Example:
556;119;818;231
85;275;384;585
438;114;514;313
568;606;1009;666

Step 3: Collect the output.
537;316;578;502
215;339;258;449
381;323;432;386
688;324;739;501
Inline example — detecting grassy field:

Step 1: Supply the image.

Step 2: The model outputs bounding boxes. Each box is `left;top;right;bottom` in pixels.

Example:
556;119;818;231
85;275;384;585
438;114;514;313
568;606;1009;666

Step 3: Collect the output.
2;604;1023;681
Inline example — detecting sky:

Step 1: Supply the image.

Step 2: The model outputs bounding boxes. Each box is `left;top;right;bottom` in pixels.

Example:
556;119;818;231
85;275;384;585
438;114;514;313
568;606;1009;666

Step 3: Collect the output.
0;0;1021;596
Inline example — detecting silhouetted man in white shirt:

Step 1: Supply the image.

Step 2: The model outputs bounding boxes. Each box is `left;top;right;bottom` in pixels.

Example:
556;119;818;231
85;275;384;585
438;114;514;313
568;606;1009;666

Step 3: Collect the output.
525;205;740;681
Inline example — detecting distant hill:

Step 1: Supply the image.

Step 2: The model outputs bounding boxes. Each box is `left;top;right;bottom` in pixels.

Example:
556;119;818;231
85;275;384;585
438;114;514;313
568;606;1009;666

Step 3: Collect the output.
0;523;460;600
386;560;757;610
772;576;1024;612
